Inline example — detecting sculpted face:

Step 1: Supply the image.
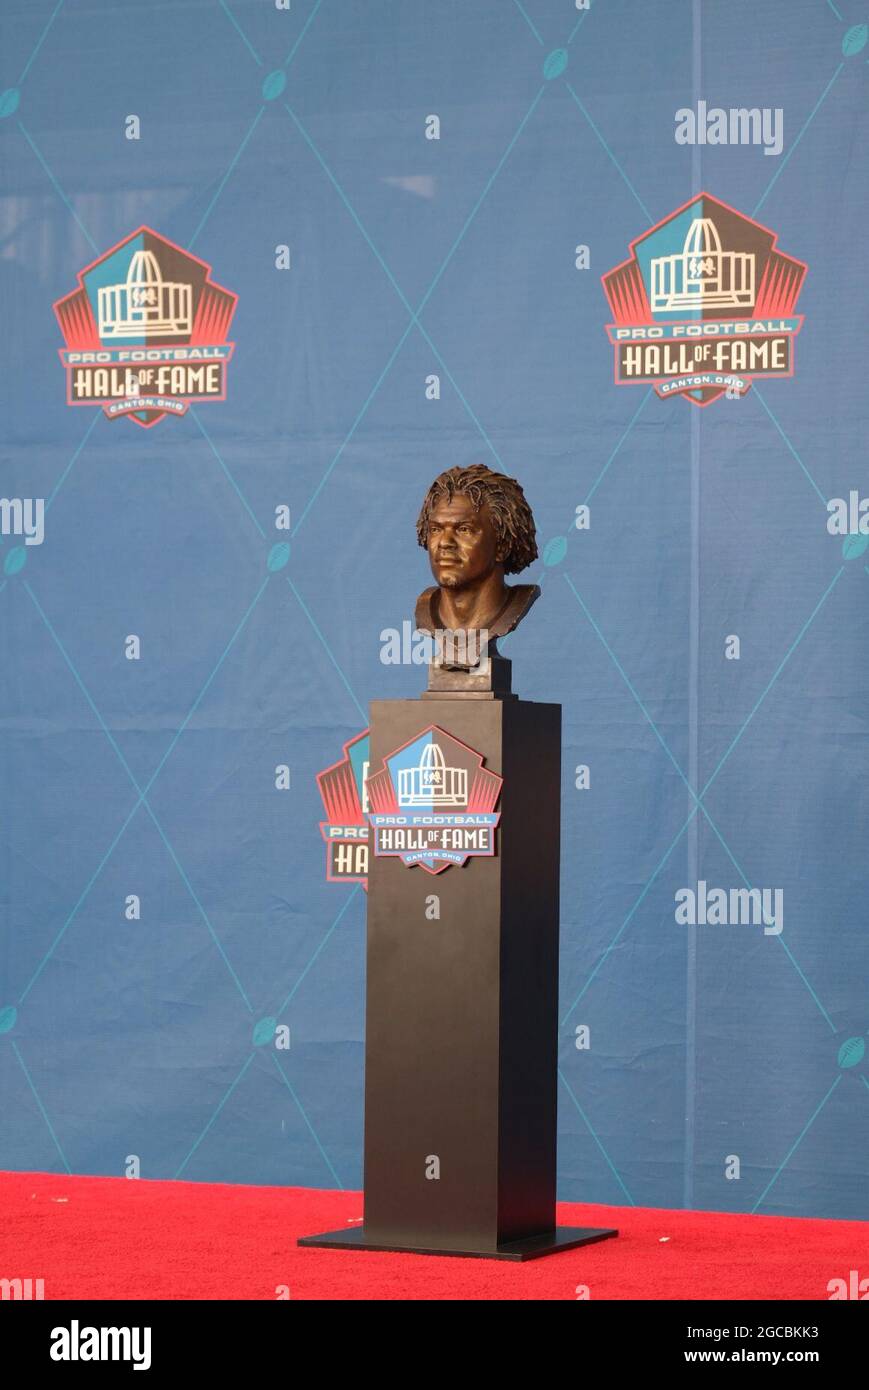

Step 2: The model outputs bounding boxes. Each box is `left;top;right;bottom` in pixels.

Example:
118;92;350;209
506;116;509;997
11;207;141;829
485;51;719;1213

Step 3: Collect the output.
427;494;504;592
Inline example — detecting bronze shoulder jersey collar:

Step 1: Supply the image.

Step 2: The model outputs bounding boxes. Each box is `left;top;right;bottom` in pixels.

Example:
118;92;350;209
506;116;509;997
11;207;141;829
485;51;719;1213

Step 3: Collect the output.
414;584;540;638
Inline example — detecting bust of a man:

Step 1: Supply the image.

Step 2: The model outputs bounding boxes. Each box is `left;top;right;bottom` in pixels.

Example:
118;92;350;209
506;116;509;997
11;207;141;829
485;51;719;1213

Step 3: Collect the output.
415;464;540;660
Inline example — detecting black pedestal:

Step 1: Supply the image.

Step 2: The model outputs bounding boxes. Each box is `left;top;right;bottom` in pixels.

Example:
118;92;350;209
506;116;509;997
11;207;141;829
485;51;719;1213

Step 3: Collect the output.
299;697;618;1260
297;1224;616;1262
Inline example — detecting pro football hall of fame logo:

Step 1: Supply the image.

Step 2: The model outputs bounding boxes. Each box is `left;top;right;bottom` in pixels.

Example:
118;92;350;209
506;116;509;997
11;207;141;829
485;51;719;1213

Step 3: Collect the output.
366;726;502;876
603;192;806;406
54;226;237;428
317;729;370;889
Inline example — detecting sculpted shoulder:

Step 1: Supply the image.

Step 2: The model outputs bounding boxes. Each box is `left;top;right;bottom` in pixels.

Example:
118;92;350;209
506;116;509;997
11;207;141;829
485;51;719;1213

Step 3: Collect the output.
415;582;540;638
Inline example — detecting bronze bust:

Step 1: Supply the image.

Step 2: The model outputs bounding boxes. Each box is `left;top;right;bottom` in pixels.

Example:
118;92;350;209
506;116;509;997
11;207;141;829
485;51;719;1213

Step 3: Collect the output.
415;463;540;696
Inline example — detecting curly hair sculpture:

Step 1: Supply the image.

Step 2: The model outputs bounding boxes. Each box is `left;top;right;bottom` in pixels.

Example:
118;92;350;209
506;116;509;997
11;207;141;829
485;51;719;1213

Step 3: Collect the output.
415;463;538;575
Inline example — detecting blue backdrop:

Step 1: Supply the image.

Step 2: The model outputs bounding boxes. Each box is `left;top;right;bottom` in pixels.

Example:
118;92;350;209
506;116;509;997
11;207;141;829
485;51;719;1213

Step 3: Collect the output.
1;0;868;1220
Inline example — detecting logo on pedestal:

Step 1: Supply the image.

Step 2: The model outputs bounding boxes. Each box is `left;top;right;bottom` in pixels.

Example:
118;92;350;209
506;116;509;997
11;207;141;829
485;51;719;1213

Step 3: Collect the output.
317;729;370;889
603;192;806;406
367;726;502;874
54;226;237;428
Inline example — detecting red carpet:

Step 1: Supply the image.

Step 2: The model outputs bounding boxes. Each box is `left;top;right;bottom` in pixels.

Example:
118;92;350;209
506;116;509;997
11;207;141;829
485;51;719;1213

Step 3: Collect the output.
3;1170;866;1300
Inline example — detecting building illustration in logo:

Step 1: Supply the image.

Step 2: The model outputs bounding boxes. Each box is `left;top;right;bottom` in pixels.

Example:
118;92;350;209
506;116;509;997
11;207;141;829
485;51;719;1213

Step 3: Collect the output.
367;726;502;874
650;217;755;313
54;227;236;428
98;249;193;339
603;192;806;406
398;741;467;808
317;729;370;888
